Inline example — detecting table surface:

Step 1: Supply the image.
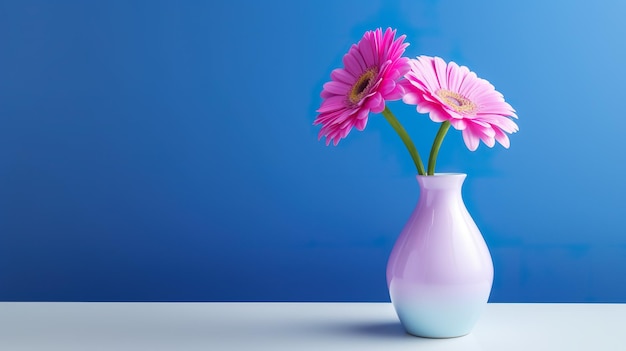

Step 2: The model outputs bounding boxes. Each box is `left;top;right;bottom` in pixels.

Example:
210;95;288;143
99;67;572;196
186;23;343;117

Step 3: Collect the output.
0;302;624;350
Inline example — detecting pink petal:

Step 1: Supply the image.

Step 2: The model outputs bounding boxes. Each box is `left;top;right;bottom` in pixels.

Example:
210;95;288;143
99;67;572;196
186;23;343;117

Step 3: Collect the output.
320;89;335;99
331;68;356;83
494;127;511;148
380;28;394;61
343;49;362;77
458;71;480;97
477;114;519;133
367;92;385;113
378;78;396;96
469;120;496;137
449;118;467;130
339;115;357;128
323;81;351;95
427;107;451;123
317;95;347;113
330;109;355;125
402;91;421;105
433;56;449;90
353;49;368;72
477;101;513;114
359;34;376;66
446;61;466;92
355;116;368;131
480;132;496;148
385;83;405;100
462;129;480;151
421;60;443;92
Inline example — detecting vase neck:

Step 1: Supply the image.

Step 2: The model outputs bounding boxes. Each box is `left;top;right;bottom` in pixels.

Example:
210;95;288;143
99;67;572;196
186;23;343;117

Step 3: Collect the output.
416;173;466;192
415;173;467;211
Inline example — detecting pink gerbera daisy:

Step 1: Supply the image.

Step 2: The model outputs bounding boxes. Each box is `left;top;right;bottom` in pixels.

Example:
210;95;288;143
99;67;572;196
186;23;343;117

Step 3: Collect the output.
401;56;519;151
314;28;410;146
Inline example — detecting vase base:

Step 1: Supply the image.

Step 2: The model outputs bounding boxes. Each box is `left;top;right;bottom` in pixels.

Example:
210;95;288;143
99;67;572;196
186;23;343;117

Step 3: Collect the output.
404;330;470;339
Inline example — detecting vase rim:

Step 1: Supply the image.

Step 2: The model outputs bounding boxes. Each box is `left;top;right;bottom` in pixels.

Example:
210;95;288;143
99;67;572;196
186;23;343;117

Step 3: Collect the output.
416;173;466;177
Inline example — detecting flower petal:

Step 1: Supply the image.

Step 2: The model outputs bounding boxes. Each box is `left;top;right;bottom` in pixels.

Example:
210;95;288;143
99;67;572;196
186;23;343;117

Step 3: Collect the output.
323;81;351;95
427;107;451;123
462;128;480;151
367;92;385;113
331;68;356;83
449;118;467;130
494;127;511;148
317;95;346;113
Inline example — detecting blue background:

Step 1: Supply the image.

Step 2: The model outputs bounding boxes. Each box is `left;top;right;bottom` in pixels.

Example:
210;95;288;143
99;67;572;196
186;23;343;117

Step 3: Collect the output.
1;0;625;302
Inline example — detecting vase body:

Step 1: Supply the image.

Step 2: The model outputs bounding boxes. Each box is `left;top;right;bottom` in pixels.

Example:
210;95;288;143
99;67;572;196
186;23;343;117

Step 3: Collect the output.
386;173;493;338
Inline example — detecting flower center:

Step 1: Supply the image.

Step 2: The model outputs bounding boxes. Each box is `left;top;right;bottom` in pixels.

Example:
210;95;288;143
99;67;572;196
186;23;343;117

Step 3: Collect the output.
349;68;378;104
436;90;477;114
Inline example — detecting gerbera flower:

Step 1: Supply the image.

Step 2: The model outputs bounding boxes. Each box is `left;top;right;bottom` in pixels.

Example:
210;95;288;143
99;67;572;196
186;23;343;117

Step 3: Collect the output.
314;28;410;146
401;56;519;151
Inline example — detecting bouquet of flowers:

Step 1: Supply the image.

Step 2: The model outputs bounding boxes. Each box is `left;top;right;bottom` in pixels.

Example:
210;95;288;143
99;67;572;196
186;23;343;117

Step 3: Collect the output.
314;28;519;175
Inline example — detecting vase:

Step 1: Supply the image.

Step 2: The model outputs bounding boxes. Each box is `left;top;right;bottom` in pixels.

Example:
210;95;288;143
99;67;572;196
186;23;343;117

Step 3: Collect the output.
386;173;493;338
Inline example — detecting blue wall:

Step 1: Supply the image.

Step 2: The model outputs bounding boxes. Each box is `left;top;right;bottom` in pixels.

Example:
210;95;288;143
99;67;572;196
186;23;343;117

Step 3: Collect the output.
1;0;625;302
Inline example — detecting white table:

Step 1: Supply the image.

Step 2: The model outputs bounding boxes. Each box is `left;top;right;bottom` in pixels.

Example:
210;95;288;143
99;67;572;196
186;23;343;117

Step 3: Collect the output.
0;302;623;350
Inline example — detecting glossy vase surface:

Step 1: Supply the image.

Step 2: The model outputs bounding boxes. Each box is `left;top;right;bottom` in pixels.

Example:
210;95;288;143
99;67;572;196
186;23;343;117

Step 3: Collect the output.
386;173;493;338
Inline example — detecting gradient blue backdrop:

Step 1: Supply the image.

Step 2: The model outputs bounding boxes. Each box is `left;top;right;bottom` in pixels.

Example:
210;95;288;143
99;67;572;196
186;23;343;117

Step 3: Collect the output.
1;0;625;302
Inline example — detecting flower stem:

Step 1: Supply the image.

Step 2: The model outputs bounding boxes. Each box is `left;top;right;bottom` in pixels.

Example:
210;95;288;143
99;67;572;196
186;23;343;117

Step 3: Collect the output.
381;106;426;175
427;121;451;175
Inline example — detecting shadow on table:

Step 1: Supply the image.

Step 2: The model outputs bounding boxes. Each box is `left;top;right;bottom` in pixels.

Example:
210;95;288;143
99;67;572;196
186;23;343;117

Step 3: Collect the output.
342;321;409;339
314;321;484;350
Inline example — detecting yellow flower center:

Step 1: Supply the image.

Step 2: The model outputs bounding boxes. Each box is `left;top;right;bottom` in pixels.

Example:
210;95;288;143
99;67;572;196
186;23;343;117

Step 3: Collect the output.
436;89;477;114
349;68;378;104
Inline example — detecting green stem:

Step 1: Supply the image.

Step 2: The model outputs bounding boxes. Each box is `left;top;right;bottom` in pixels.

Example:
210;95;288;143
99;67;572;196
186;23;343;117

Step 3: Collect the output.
381;106;426;176
427;121;451;175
